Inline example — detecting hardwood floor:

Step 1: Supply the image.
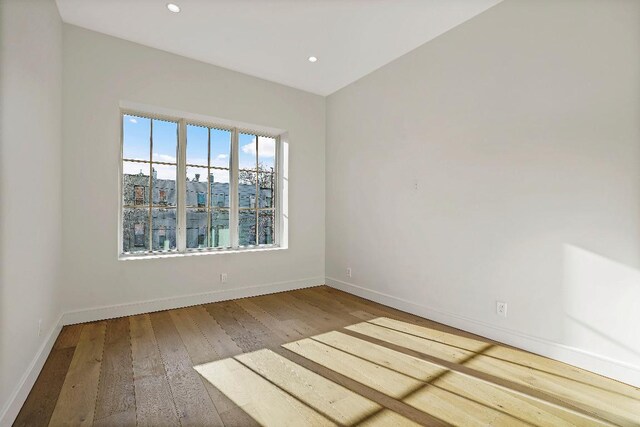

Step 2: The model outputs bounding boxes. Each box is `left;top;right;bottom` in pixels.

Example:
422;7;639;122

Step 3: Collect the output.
14;286;640;426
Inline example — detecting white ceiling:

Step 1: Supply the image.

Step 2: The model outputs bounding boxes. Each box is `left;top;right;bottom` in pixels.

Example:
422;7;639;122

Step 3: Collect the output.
56;0;502;96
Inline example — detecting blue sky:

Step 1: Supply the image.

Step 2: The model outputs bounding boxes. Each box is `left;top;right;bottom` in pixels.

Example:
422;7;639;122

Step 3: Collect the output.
123;115;274;181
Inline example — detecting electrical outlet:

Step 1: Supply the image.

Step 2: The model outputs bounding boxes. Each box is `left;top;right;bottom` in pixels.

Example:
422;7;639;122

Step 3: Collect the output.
220;273;228;284
413;179;419;190
38;319;42;337
496;301;507;317
346;267;352;278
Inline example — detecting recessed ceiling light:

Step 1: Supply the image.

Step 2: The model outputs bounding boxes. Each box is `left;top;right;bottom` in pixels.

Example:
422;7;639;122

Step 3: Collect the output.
308;56;318;63
167;3;181;13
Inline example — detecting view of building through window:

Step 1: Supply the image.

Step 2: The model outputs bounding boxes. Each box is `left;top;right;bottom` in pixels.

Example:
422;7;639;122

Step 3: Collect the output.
121;113;278;255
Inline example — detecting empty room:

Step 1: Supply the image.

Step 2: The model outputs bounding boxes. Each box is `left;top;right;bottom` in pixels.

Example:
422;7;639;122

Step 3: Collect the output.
1;0;639;425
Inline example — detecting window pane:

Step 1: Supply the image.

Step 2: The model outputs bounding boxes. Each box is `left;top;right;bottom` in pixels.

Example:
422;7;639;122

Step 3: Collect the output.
151;208;176;251
186;167;208;207
211;128;231;169
123;115;150;161
258;136;275;172
258;210;275;245
210;170;230;208
152;119;178;163
152;165;176;206
210;168;230;184
123;208;149;253
211;209;230;248
123;161;150;206
239;132;256;170
186;208;209;249
239;209;256;246
210;190;228;208
239;171;256;208
186;124;208;166
258;172;274;208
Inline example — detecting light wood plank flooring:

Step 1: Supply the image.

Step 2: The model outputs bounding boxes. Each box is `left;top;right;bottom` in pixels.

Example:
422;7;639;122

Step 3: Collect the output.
14;286;640;426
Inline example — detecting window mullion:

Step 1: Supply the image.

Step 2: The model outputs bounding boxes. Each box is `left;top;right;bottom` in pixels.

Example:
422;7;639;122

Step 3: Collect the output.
206;127;212;247
177;119;187;252
274;136;281;247
148;119;154;252
255;134;259;245
230;128;239;248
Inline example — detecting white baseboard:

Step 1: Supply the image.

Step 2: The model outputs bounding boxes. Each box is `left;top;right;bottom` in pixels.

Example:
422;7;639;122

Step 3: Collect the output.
62;276;324;325
326;277;640;388
1;276;323;427
0;315;64;427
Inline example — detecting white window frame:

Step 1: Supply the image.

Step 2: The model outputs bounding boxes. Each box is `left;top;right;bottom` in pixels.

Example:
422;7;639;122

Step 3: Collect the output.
119;109;283;259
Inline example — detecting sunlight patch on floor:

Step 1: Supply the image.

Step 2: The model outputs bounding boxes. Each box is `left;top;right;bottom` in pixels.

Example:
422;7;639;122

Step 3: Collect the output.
196;347;420;426
195;316;637;426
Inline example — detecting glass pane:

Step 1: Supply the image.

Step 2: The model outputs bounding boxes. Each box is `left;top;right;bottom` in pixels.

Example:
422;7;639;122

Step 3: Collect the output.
239;209;256;246
186;208;209;249
123;208;149;253
239;132;256;170
152;119;178;163
211;128;231;169
186;167;208;207
123;161;150;206
211;209;230;248
258;210;275;245
258;172;274;208
210;168;230;184
151;208;176;251
210;169;230;208
152;165;176;207
239;171;256;208
258;136;276;172
123;115;150;161
186;124;208;166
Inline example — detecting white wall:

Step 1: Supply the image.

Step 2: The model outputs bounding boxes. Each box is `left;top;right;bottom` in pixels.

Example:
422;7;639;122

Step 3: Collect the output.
326;0;640;385
0;0;63;422
61;25;325;318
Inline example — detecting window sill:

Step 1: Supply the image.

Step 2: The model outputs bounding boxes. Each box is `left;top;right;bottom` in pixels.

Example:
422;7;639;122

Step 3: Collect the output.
119;245;284;261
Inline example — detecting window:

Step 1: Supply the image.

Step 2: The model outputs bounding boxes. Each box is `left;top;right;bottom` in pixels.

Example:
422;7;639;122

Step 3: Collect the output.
196;192;206;208
120;112;280;256
134;185;145;205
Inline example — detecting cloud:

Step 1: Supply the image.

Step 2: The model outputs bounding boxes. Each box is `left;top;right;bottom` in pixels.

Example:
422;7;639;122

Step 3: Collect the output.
241;137;275;158
153;153;177;163
210;153;229;168
129;118;137;124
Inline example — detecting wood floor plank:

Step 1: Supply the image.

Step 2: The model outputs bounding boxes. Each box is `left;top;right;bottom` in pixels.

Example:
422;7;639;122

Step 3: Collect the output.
93;317;136;426
251;292;301;322
237;348;379;424
129;314;180;427
150;310;222;426
169;308;225;427
19;286;639;427
183;306;259;427
13;347;76;427
236;348;421;426
314;330;607;427
235;298;306;342
348;320;638;426
204;301;272;352
372;316;640;400
49;321;106;426
284;338;424;399
195;358;335;426
54;324;84;350
284;337;537;426
273;292;345;333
